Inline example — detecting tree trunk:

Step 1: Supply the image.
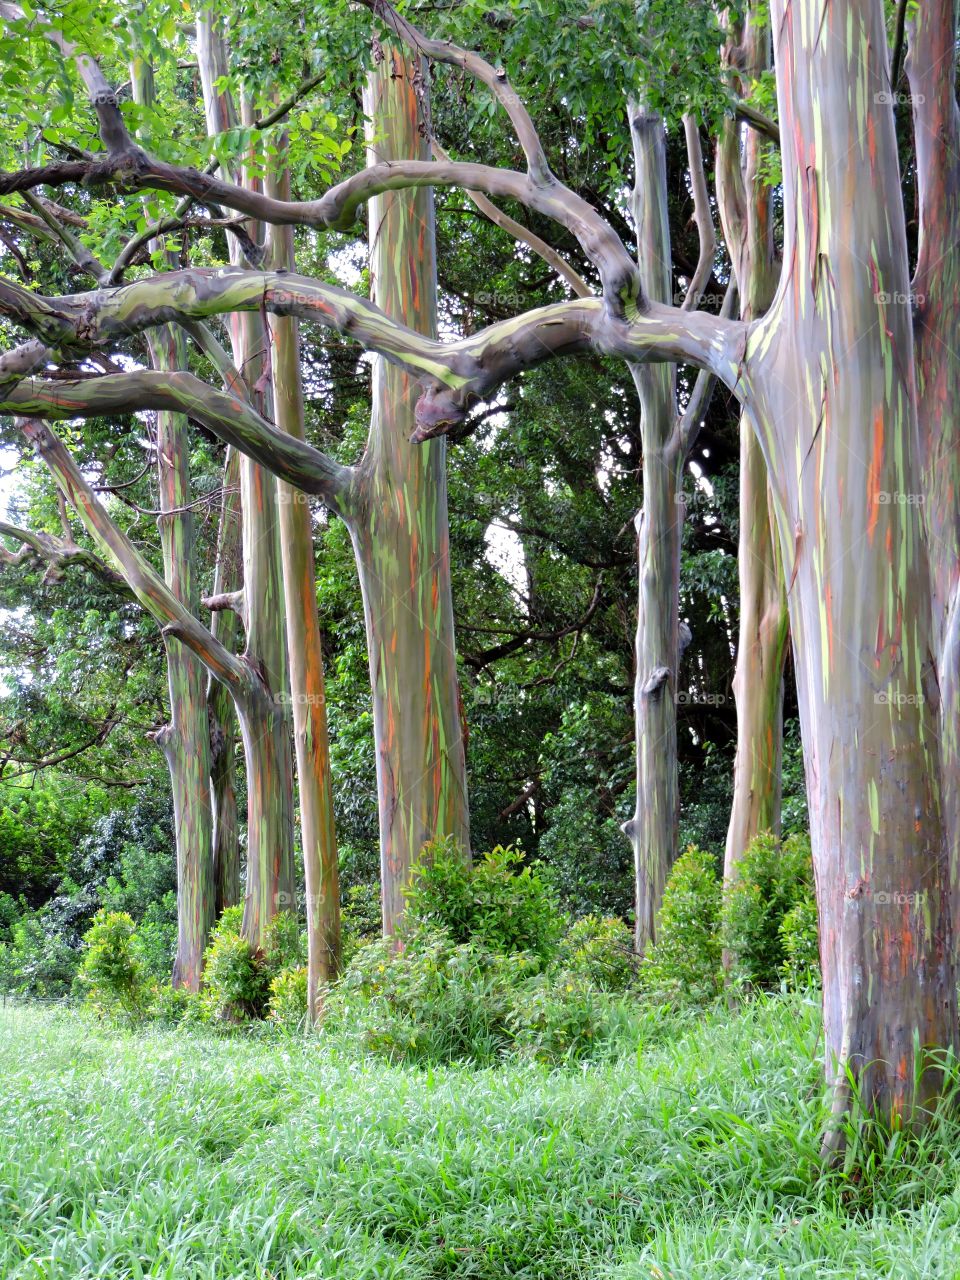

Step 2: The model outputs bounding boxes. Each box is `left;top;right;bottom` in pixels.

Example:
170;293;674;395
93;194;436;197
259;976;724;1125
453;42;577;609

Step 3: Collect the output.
345;46;470;935
196;17;296;947
723;424;787;874
150;321;215;990
754;0;958;1131
267;153;341;1011
130;51;214;990
905;0;960;952
623;105;682;951
207;446;242;916
716;13;790;885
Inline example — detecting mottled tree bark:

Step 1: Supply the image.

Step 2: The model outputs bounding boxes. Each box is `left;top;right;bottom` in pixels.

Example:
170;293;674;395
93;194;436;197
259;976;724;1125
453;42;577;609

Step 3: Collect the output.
196;12;295;947
906;0;960;953
716;11;790;886
267;151;341;1010
130;49;214;991
343;48;469;935
749;0;958;1133
206;446;242;916
623;105;682;952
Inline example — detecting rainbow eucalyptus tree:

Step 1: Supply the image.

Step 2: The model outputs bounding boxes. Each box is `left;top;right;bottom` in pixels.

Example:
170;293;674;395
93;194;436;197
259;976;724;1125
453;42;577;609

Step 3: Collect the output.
349;47;469;933
194;10;297;947
266;147;342;1001
905;1;960;951
1;0;958;1133
715;7;790;884
128;44;215;990
623;103;726;950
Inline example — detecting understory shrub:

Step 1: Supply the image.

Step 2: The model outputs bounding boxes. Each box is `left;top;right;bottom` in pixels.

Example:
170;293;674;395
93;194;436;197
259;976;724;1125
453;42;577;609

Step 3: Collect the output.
0;910;79;997
722;832;816;987
202;919;269;1022
341;881;382;964
149;983;207;1025
324;915;628;1065
780;897;821;986
556;914;637;991
267;964;309;1029
638;845;723;1004
78;909;149;1020
404;838;564;961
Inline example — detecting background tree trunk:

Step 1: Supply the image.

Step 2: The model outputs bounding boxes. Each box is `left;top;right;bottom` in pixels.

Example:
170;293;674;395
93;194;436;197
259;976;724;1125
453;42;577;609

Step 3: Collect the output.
196;14;295;947
346;46;470;935
906;0;960;952
267;148;341;1011
207;446;242;916
623;104;682;951
716;13;790;890
130;49;214;990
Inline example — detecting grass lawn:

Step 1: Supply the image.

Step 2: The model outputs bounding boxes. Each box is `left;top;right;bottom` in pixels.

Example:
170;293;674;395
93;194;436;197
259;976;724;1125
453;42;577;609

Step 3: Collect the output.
2;995;960;1278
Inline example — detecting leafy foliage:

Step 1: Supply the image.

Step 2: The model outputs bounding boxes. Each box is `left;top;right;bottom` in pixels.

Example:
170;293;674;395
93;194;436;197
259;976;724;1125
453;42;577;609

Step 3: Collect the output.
78;909;149;1020
404;839;564;961
640;845;724;1003
721;832;815;988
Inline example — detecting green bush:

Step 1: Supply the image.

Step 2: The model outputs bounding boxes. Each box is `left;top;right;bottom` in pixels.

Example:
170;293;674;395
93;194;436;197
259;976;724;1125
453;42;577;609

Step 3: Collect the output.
79;910;149;1020
0;911;79;997
216;904;244;934
134;895;178;981
404;839;564;962
722;832;815;987
556;914;637;992
149;983;207;1026
341;881;382;964
202;920;268;1022
262;912;306;974
507;970;612;1061
639;845;723;1004
324;925;525;1063
267;965;309;1030
324;921;626;1066
780;897;820;987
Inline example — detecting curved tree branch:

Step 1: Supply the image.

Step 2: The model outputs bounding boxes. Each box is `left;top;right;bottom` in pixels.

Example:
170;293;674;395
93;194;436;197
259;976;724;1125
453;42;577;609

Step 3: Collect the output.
431;140;591;298
0;267;746;435
4;370;352;511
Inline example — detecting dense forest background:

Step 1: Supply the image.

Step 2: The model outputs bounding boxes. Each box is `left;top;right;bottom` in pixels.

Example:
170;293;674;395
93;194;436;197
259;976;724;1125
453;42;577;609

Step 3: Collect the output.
0;0;806;994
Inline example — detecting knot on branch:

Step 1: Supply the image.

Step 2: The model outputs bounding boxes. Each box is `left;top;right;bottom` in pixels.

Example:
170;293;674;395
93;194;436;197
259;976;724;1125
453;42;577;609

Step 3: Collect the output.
411;383;470;442
641;666;671;698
